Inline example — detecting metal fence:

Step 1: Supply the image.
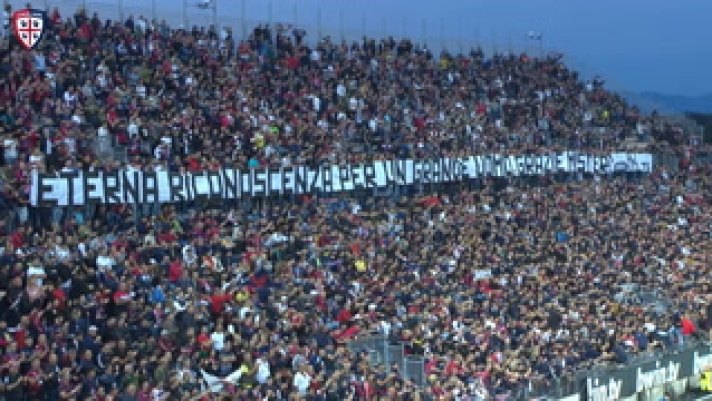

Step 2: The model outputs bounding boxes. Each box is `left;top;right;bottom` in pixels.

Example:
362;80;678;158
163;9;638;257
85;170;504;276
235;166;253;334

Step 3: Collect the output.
518;340;709;400
343;336;709;399
346;334;426;387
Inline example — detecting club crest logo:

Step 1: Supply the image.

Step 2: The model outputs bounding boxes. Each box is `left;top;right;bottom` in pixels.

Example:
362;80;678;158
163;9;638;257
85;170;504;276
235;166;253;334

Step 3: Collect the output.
11;9;47;50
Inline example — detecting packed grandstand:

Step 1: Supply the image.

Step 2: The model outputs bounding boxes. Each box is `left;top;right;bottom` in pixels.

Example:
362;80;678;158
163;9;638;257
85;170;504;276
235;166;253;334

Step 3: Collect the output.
0;4;710;401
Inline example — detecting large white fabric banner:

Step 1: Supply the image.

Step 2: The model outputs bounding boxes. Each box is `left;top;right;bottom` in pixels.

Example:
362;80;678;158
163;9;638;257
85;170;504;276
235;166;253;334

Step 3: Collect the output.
31;152;653;206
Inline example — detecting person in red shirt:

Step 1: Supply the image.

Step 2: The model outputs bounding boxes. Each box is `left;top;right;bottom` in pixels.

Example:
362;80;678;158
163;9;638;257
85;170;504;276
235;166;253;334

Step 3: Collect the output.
168;260;184;283
50;7;61;25
10;227;25;249
285;54;299;69
24;359;44;399
360;376;375;400
196;326;212;351
336;306;353;324
78;21;93;41
157;230;177;245
187;156;202;172
444;356;463;377
209;289;232;318
681;315;697;336
112;283;133;315
13;318;30;349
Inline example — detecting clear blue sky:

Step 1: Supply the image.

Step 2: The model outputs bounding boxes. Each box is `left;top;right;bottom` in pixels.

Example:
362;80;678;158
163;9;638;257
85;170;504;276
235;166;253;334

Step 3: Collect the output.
33;0;712;96
235;0;711;97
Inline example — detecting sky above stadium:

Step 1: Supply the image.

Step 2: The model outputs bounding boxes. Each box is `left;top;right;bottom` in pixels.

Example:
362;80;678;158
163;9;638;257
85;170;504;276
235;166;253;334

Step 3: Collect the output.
51;0;712;97
227;0;711;97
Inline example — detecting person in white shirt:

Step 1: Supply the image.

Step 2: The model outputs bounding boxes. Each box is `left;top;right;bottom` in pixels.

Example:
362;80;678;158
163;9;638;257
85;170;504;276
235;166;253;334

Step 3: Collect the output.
135;81;147;96
71;111;84;124
97;124;111;154
96;72;108;88
27;260;46;287
3;136;18;165
151;387;169;401
238;305;252;320
265;232;288;247
53;244;71;262
63;89;78;107
210;324;226;351
182;244;197;265
219;27;229;41
28;149;44;169
96;251;116;272
336;82;346;98
154;143;168;160
127;118;140;137
255;358;270;384
63;136;77;154
292;367;311;396
351;202;361;215
77;242;88;258
312;95;320;112
135;17;147;33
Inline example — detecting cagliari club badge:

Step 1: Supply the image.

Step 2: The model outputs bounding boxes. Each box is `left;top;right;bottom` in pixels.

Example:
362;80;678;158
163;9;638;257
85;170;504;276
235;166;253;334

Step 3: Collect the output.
11;8;47;50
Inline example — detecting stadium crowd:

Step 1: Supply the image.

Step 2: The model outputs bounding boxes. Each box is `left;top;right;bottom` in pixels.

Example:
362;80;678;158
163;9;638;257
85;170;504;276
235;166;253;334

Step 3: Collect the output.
0;4;707;401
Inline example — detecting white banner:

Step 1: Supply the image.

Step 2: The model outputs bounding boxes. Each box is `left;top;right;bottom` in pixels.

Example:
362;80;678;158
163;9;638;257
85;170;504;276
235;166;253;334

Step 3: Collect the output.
200;369;243;393
31;152;653;206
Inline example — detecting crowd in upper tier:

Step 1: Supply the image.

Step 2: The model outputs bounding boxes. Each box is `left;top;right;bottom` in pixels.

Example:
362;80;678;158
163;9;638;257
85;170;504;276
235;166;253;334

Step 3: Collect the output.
0;5;684;202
